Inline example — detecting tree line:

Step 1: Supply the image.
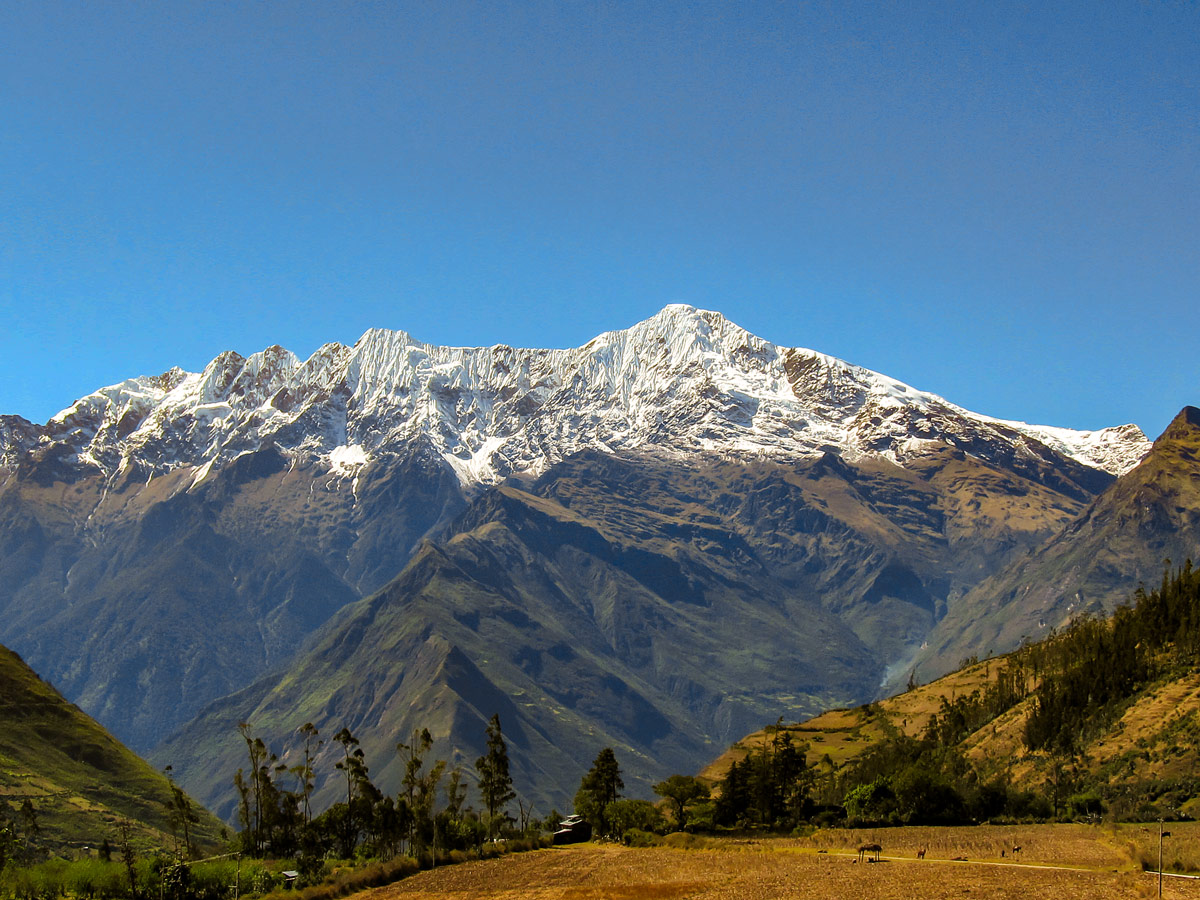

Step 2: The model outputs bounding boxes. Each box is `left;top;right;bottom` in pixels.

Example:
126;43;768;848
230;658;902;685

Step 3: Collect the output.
229;713;523;869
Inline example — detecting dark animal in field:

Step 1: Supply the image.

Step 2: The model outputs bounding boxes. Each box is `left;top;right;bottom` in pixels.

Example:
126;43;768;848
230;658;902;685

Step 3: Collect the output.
916;847;926;859
1012;845;1022;855
857;843;882;862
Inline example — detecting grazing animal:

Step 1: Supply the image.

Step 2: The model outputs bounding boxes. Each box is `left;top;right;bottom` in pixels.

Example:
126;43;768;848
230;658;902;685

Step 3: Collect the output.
1012;845;1022;856
817;849;828;854
916;847;926;860
857;843;882;862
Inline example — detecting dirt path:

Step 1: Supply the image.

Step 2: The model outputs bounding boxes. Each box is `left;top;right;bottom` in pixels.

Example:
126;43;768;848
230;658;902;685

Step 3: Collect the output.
361;843;1200;900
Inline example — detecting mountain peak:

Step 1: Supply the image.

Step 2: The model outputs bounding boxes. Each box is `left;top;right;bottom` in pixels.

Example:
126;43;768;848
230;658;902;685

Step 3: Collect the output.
1159;406;1200;443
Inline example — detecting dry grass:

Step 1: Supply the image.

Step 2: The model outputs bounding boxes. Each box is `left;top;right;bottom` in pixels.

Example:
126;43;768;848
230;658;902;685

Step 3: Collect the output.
1118;822;1200;874
794;823;1131;868
698;658;1008;784
357;834;1200;900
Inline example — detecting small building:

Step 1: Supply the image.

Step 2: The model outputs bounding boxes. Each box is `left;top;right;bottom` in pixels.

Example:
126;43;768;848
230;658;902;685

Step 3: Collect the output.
552;815;592;845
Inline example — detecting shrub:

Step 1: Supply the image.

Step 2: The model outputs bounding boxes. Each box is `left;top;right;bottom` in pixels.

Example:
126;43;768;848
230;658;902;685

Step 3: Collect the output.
622;830;658;848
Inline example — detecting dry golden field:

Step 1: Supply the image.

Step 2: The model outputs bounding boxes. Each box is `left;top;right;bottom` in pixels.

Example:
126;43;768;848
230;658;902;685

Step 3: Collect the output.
359;829;1200;900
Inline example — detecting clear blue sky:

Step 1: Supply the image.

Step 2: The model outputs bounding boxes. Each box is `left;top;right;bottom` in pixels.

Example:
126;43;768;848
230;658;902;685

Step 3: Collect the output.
1;1;1196;436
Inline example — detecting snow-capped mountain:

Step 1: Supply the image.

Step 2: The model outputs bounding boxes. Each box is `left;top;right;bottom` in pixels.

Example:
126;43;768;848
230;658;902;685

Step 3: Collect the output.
0;304;1160;770
6;305;1149;490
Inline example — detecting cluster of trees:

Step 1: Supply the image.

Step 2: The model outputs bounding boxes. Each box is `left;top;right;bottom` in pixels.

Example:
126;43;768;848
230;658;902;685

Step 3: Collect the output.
230;713;521;866
0;801;41;871
711;719;811;829
1024;561;1200;754
568;747;714;841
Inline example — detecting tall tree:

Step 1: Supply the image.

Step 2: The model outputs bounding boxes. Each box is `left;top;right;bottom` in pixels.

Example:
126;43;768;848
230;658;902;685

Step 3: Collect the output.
334;727;368;857
574;747;623;836
237;722;270;854
294;723;323;826
116;819;138;899
163;766;198;861
475;714;516;840
397;727;434;853
652;775;710;830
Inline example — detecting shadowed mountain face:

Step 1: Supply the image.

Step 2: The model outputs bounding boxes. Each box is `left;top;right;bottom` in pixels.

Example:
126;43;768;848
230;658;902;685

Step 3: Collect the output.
0;442;465;750
913;406;1200;686
152;447;1104;816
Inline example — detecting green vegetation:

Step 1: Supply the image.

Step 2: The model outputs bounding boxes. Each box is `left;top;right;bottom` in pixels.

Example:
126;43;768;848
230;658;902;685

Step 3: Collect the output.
226;716;537;864
0;708;551;900
0;644;224;856
573;748;625;838
475;715;515;841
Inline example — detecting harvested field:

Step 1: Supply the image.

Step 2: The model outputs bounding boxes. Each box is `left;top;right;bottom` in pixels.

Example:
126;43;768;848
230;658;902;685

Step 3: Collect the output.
361;839;1200;900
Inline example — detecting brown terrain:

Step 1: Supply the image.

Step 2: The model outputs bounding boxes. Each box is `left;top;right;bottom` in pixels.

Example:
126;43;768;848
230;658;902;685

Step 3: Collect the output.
358;828;1200;900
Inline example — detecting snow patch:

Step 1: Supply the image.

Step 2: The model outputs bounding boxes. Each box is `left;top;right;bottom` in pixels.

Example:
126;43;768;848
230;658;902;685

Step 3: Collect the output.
329;444;369;474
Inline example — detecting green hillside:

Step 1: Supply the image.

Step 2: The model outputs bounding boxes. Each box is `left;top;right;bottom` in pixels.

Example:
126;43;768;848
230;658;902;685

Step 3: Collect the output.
0;644;226;854
707;557;1200;825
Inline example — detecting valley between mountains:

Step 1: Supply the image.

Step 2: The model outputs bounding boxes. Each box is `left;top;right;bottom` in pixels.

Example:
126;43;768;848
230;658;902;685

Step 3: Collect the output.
3;305;1190;819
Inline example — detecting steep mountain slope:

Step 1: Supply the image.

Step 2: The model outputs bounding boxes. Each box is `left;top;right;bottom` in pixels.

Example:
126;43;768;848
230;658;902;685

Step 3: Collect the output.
155;443;1111;818
0;306;1149;768
0;644;225;853
914;406;1200;683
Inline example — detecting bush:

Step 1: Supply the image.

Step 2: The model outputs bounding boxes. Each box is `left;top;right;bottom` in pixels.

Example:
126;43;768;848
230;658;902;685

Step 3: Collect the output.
6;859;69;900
160;864;194;900
190;861;237;900
622;830;658;848
64;860;124;900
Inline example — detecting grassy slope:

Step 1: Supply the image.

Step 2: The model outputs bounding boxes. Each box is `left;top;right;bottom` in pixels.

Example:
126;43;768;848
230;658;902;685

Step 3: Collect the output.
0;644;226;853
704;645;1200;814
699;658;997;782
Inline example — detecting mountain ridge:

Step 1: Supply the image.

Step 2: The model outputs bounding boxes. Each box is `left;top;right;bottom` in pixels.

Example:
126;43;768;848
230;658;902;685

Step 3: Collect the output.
3;306;1149;494
911;405;1200;685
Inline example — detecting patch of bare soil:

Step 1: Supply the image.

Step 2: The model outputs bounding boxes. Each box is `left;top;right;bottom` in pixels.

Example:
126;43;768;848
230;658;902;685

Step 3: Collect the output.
361;841;1199;900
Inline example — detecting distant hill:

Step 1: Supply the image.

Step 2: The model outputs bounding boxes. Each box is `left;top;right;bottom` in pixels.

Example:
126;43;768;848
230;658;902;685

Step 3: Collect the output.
0;643;226;854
